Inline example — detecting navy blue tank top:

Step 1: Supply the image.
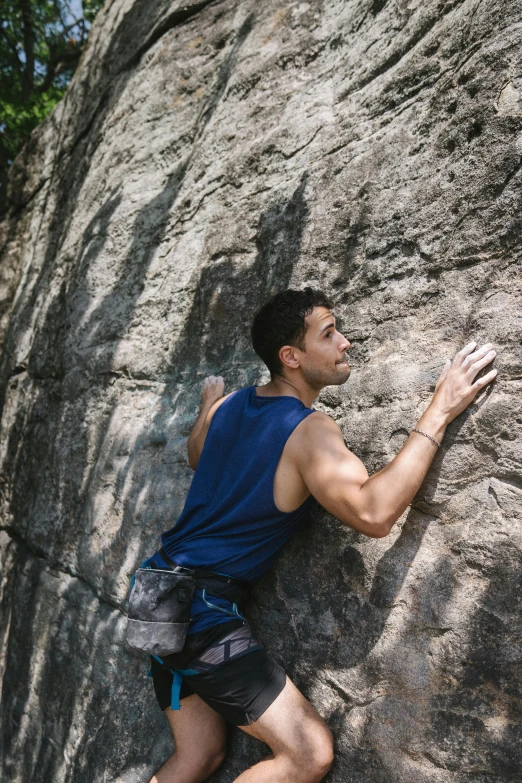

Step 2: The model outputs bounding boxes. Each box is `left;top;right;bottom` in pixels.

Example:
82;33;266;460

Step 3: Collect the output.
159;385;316;583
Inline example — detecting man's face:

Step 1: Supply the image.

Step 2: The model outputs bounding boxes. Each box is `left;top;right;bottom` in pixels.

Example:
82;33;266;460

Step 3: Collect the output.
298;306;351;387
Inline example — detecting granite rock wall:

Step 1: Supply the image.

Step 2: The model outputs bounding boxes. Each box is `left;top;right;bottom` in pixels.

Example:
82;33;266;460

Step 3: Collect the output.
0;1;521;781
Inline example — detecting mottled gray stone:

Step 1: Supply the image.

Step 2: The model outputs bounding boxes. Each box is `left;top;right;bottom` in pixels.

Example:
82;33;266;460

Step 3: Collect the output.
0;0;521;781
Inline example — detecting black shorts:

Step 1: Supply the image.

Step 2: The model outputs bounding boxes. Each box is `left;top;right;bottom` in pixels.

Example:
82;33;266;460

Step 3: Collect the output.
150;622;286;726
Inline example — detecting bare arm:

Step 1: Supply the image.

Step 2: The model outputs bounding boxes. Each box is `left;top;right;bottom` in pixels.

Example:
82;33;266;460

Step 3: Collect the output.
187;376;233;470
296;342;497;538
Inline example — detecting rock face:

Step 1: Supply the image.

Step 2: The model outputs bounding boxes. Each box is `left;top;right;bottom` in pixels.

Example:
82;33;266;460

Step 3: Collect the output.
1;1;521;780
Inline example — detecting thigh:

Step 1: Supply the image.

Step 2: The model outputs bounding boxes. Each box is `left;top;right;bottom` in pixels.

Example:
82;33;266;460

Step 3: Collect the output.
238;675;333;758
160;626;286;727
183;647;287;727
165;693;228;760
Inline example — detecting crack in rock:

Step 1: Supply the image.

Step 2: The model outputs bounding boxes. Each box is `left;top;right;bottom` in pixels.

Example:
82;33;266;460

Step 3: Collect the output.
0;526;124;613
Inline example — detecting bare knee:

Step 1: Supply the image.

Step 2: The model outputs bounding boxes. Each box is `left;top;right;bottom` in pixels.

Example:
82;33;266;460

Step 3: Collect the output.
275;722;332;783
202;745;227;775
158;743;226;782
300;723;334;782
311;740;334;781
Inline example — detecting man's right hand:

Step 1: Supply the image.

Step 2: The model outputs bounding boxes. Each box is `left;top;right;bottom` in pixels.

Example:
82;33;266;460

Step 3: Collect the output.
428;342;497;425
293;341;498;539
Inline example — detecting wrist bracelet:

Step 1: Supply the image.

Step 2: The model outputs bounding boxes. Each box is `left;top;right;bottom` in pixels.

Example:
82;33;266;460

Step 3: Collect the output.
412;428;441;448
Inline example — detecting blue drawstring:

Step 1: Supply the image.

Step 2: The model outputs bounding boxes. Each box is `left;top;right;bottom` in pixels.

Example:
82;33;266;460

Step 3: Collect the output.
169;668;200;710
200;589;245;620
171;671;183;710
151;655;199;711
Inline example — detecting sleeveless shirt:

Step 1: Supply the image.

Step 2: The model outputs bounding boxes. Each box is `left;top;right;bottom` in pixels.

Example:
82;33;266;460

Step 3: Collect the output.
159;385;316;583
150;385;317;634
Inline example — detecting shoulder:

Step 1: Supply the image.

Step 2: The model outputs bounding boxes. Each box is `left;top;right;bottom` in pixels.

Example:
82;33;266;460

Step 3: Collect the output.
206;389;240;425
287;409;344;451
301;409;343;434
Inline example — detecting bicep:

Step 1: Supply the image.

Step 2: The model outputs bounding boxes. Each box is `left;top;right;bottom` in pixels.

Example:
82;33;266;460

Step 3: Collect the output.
296;415;375;534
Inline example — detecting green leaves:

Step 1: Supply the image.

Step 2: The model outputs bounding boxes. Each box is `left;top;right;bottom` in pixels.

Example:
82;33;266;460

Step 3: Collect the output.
0;0;103;209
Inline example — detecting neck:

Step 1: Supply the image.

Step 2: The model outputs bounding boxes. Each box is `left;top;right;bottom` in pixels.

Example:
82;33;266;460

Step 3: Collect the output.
256;374;321;408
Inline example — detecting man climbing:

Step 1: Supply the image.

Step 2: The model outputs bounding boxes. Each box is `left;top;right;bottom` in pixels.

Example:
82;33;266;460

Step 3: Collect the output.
145;287;497;783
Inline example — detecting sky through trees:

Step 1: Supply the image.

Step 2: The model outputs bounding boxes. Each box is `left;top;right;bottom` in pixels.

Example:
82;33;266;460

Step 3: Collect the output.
0;0;103;211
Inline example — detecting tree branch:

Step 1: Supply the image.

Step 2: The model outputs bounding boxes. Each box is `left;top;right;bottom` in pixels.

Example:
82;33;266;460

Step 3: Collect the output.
0;26;24;75
37;43;83;94
19;0;36;99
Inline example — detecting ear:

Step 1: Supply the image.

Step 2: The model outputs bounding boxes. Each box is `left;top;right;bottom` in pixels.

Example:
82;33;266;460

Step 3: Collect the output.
279;344;301;371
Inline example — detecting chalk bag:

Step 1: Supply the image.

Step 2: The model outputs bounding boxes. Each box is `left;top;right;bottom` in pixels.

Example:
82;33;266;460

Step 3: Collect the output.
126;567;196;656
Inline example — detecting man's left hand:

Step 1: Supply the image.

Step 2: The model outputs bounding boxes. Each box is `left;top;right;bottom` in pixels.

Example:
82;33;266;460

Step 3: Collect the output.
201;375;225;409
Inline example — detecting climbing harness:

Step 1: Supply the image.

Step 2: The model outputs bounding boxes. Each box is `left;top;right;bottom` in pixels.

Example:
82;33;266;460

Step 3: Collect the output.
150;625;262;710
129;554;252;709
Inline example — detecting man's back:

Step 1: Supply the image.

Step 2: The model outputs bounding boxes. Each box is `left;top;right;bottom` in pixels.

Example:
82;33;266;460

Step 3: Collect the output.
159;385;316;583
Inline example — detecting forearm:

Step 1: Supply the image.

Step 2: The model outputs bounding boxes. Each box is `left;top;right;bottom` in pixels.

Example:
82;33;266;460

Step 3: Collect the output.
308;342;496;539
358;405;447;535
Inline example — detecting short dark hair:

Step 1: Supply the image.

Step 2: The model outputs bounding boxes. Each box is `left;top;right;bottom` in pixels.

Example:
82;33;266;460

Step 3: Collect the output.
251;287;334;377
